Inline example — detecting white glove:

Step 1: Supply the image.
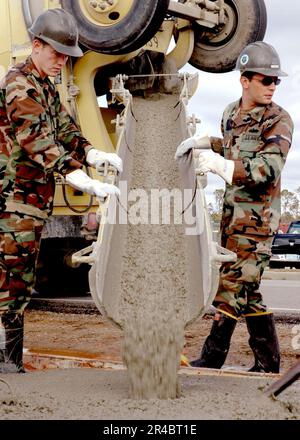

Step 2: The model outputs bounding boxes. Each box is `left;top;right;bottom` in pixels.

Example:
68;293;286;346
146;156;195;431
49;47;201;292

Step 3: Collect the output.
197;150;235;185
86;148;123;173
175;135;211;160
65;169;120;198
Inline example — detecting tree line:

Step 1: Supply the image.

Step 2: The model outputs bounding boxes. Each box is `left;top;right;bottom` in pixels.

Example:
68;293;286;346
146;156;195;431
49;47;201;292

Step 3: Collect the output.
208;188;300;223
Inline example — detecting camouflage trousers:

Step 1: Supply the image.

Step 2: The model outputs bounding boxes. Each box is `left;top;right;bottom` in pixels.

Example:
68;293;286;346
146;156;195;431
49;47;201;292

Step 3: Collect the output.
0;214;44;314
213;234;273;320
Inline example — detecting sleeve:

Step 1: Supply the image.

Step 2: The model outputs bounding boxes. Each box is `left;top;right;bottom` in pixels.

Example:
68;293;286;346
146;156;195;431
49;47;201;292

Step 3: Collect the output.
6;75;91;174
210;136;224;155
210;111;226;155
55;97;94;166
233;112;294;188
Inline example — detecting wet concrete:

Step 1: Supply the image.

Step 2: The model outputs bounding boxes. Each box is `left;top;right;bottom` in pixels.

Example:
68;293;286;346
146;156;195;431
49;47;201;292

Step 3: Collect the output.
0;368;299;420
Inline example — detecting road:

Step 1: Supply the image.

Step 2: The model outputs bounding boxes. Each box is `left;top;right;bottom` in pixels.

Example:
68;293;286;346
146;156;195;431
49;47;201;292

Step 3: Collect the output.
261;279;300;313
29;271;300;317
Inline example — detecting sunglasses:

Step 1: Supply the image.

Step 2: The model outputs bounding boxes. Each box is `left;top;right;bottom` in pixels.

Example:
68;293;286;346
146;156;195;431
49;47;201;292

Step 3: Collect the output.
254;76;281;86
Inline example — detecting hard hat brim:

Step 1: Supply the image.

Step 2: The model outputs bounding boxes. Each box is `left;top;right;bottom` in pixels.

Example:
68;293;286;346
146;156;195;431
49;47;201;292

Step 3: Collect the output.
30;31;83;57
240;67;288;77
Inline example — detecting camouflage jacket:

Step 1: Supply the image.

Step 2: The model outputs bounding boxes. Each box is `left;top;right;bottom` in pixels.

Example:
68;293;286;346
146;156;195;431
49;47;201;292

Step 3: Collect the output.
211;100;294;238
0;57;92;223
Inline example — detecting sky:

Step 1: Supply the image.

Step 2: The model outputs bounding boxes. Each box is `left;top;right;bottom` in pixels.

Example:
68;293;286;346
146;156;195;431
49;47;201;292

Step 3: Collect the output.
183;0;300;205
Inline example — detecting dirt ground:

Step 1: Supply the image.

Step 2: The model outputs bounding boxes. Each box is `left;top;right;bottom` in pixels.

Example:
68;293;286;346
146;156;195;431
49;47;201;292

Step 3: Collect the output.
0;310;299;420
24;310;299;372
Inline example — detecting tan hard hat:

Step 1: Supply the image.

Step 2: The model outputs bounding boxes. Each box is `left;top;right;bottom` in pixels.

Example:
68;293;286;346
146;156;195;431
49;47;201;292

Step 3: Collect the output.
236;41;287;77
29;9;83;57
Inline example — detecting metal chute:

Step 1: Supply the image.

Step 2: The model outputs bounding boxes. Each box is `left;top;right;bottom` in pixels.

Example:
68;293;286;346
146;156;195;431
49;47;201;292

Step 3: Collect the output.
72;73;236;329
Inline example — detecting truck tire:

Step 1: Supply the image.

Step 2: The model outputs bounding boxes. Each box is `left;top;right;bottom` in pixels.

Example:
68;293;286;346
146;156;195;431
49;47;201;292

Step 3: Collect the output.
180;0;267;73
35;238;91;296
61;0;170;55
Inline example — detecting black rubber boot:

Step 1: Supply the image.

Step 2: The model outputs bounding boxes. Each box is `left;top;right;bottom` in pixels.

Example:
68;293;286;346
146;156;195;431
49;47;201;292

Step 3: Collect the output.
0;312;26;374
190;313;237;369
246;314;280;373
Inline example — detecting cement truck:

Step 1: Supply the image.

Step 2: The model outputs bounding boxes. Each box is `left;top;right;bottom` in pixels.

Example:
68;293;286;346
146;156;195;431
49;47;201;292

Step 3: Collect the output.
0;0;267;297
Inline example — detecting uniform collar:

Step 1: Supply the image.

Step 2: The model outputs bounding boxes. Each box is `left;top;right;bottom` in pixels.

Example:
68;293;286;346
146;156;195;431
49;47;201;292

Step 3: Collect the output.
230;99;269;126
21;56;49;84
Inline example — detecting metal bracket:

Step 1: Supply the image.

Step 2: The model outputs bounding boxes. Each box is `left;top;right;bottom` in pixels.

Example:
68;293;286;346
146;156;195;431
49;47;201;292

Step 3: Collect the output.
167;0;221;28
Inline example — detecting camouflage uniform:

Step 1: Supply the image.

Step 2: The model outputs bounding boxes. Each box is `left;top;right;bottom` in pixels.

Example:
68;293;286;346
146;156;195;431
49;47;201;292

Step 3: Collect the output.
0;57;93;312
0;215;43;313
211;100;294;319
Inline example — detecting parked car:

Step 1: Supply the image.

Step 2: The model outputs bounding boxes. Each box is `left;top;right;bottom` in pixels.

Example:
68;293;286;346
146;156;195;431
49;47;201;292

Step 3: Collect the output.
269;221;300;269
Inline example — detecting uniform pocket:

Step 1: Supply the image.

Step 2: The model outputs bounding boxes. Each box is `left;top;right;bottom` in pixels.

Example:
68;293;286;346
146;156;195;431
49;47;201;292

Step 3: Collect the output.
238;134;264;159
240;131;262;149
230;198;271;236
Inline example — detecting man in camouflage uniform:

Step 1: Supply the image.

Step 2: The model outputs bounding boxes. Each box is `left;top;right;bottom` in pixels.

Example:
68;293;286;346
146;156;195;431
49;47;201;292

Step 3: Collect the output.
176;42;294;373
0;9;122;373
